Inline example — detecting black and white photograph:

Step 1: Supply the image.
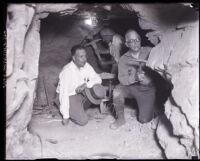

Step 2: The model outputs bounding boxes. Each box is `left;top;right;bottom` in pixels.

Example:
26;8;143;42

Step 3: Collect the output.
4;2;199;159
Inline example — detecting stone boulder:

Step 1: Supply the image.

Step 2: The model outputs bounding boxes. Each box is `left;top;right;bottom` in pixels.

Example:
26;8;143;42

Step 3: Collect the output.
6;4;40;159
122;3;199;159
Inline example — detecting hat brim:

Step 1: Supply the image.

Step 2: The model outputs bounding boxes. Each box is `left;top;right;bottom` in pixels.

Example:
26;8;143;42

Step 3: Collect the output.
85;88;102;105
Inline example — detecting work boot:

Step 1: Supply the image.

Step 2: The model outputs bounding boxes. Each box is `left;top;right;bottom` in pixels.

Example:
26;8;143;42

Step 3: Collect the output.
109;106;125;130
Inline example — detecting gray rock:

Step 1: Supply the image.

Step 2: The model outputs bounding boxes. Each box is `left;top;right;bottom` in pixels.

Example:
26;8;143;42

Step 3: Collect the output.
6;4;40;158
156;116;188;159
6;3;199;159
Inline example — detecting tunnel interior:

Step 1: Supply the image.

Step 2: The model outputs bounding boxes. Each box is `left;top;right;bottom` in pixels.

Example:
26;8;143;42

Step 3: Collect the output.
33;4;171;114
6;3;199;159
31;5;174;158
32;4;175;126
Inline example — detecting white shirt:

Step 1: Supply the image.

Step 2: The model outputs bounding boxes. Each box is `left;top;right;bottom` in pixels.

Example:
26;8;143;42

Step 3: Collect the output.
56;61;102;119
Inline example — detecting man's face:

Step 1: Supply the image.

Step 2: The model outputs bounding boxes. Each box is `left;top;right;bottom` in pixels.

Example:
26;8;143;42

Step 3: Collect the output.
101;34;113;44
125;32;141;52
73;49;87;68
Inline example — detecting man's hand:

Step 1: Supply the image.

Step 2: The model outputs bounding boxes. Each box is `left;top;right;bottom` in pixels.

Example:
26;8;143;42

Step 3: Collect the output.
135;59;147;63
128;74;138;84
62;118;69;126
75;83;87;94
136;71;152;85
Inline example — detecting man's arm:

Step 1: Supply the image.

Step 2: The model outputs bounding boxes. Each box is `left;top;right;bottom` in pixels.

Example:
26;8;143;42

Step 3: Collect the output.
75;83;87;94
86;63;102;88
118;58;138;85
85;39;109;57
110;34;123;62
99;60;115;66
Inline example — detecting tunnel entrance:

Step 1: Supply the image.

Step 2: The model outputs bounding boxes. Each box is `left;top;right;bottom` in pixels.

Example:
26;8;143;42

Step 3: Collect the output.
6;3;199;159
33;4;155;108
28;4;173;159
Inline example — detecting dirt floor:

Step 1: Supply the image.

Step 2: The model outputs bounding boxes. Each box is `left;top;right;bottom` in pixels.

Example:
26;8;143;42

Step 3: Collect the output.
26;103;164;159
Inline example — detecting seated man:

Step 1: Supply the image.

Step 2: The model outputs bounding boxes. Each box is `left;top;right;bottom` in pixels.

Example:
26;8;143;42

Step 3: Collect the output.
85;27;123;75
56;44;106;126
110;29;156;130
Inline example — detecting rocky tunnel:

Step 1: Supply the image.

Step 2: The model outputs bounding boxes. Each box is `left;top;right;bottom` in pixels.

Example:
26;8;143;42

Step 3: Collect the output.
5;3;199;159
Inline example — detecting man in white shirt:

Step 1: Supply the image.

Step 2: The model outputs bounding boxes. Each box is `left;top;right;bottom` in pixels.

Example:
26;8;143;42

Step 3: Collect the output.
56;44;104;126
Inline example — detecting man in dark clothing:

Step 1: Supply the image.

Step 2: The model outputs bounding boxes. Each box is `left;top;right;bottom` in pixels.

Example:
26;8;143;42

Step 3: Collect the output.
85;28;123;75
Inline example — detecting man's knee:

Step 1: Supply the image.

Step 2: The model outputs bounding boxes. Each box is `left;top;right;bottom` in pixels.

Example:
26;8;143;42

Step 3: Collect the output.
137;98;155;124
77;118;88;126
113;87;125;106
113;88;123;99
71;117;88;126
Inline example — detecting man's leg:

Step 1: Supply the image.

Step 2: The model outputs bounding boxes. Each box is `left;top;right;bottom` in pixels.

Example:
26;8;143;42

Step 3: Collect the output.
111;62;119;85
135;85;156;123
69;94;89;126
109;85;131;129
81;91;93;110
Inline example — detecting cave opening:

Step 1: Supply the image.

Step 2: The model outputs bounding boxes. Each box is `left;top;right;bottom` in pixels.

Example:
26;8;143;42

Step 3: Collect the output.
6;3;199;159
33;4;157;109
28;4;174;159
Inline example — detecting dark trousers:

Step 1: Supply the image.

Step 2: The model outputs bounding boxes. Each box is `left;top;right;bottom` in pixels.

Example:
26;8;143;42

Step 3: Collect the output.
55;93;92;126
113;83;156;123
69;93;92;126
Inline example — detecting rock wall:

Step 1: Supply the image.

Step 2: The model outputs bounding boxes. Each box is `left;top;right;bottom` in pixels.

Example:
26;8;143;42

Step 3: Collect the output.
122;3;199;159
6;3;79;159
6;3;199;159
6;4;39;158
153;25;199;159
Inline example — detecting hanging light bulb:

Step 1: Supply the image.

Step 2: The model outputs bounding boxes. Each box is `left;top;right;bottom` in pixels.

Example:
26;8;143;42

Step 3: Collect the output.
83;11;98;27
85;17;93;26
84;16;98;27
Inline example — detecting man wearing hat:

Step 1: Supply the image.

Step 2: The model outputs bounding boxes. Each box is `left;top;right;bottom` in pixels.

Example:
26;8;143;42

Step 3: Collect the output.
109;29;157;130
56;44;106;126
86;27;123;75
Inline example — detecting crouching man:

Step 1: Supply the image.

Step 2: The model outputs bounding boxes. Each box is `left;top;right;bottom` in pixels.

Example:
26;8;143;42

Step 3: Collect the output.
110;30;157;130
56;44;106;126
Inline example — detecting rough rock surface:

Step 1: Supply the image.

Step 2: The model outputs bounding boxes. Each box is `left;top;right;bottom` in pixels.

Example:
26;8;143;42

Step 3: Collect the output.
149;26;199;159
122;3;199;159
6;4;37;158
36;3;79;14
6;3;199;159
156;115;188;159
